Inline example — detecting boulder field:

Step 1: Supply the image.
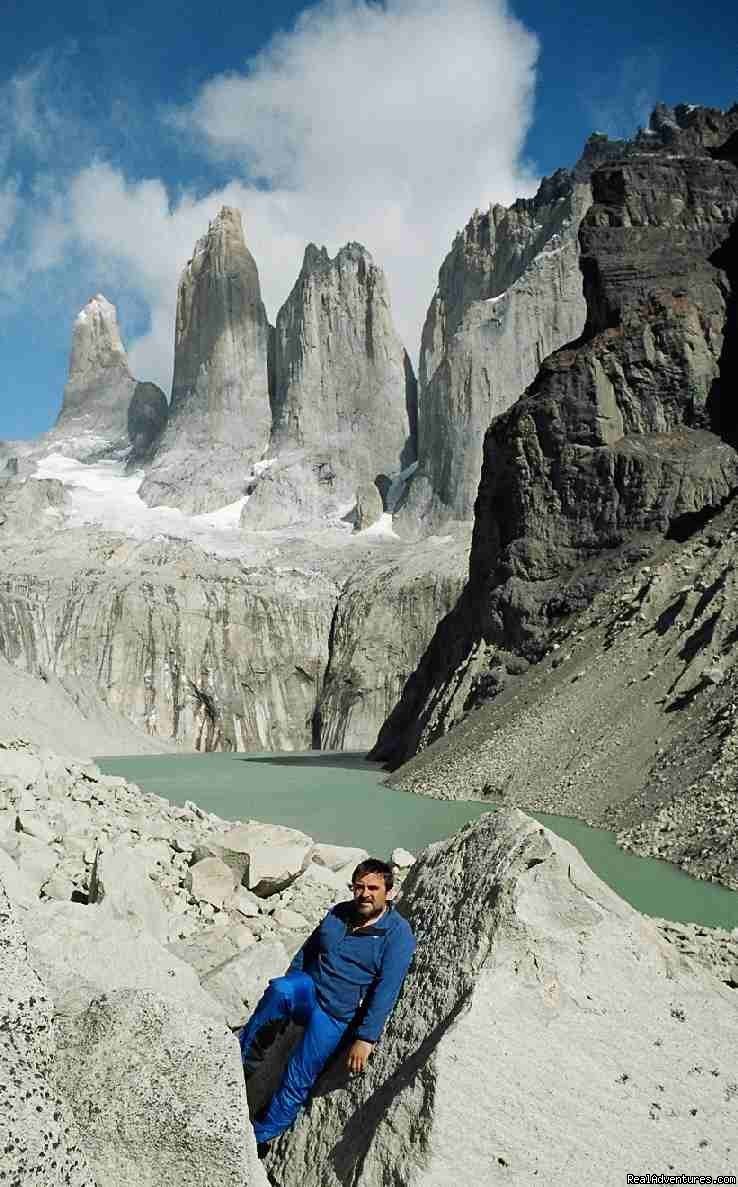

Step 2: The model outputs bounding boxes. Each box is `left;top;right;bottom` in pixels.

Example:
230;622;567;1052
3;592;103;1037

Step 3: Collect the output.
2;740;737;1186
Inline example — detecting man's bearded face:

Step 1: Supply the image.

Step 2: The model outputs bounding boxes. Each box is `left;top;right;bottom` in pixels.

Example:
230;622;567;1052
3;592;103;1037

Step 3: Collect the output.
350;873;390;920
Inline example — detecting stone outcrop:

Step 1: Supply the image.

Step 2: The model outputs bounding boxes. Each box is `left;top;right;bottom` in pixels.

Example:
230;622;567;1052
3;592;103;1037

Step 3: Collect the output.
0;474;66;533
0;880;97;1187
351;481;383;531
373;104;738;768
140;207;271;512
241;242;416;528
0;538;340;751
266;809;738;1185
56;989;269;1187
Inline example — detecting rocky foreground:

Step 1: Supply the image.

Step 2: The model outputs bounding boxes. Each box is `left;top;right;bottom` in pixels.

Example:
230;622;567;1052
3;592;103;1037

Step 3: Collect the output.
2;740;737;1186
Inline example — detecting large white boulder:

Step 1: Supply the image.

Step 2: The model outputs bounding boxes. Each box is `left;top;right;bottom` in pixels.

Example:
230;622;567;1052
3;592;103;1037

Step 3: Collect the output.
201;938;289;1028
0;846;37;908
0;879;97;1187
186;855;238;908
22;899;223;1020
248;841;314;897
267;810;738;1186
206;822;314;897
391;846;415;868
89;843;171;941
311;843;368;873
56;989;269;1187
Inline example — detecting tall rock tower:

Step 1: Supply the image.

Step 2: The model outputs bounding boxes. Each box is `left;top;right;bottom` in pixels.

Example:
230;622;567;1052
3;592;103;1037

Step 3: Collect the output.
395;137;631;539
241;242;416;529
54;294;137;447
140;207;271;513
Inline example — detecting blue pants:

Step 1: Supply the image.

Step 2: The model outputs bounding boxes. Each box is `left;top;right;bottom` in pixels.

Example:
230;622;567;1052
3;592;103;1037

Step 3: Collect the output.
239;972;348;1143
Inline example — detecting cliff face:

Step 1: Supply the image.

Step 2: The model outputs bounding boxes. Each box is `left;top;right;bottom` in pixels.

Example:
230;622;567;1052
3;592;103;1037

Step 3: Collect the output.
0;542;336;752
373;104;738;767
241;242;415;528
394;126;713;538
140;207;271;513
396;169;596;536
0;525;467;753
315;538;469;750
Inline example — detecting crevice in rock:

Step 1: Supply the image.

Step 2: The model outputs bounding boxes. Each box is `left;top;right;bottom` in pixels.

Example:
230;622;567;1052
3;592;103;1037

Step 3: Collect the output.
311;592;344;751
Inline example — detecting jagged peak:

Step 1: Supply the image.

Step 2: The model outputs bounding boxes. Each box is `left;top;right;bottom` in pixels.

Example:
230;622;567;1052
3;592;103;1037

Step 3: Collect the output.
68;293;128;380
75;293;118;326
299;240;375;279
210;205;243;233
188;205;250;267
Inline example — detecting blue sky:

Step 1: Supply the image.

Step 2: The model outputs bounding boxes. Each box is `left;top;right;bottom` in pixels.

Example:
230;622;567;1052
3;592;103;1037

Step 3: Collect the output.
1;0;735;440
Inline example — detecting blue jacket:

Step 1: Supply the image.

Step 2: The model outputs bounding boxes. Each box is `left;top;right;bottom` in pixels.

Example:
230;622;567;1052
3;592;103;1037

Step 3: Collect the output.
287;900;416;1043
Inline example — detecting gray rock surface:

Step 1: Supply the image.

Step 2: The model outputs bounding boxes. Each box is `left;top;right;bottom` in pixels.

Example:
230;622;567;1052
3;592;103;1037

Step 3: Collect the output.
0;475;66;534
397;173;593;535
266;809;738;1186
23;899;225;1019
352;481;383;531
200;938;289;1027
0;537;340;751
318;536;470;750
0;880;97;1187
56;989;269;1187
89;843;172;940
140;207;271;512
53;294;137;451
241;242;416;528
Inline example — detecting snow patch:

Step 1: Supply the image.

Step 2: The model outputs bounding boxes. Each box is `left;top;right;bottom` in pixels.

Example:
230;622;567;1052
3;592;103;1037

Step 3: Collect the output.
31;452;404;557
355;512;399;539
33;453;251;556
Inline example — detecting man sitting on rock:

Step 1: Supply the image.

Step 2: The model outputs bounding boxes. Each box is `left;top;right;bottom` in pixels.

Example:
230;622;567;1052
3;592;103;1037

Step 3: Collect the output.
239;857;416;1150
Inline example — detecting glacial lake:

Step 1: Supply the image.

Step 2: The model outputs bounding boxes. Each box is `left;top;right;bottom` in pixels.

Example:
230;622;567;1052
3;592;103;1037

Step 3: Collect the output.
97;751;738;932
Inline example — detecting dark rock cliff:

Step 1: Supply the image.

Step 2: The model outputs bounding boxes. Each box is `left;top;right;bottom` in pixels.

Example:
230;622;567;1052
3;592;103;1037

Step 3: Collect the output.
372;103;738;767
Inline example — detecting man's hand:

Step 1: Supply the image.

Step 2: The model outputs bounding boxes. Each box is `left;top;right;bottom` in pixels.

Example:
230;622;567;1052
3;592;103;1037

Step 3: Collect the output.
346;1039;374;1073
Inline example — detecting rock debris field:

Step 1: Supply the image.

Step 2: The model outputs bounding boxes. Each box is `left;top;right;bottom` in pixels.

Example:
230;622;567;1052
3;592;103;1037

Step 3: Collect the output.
2;737;737;1186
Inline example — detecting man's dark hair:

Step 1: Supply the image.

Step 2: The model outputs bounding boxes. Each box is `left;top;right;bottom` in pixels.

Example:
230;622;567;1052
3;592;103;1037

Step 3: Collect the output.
352;857;394;890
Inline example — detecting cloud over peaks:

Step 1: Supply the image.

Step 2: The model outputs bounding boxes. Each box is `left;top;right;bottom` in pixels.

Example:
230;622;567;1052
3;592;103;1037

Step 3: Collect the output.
2;0;539;413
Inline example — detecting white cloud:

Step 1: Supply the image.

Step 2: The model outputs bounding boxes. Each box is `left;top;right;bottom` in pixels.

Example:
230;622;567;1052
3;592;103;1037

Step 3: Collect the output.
171;0;540;367
7;0;539;396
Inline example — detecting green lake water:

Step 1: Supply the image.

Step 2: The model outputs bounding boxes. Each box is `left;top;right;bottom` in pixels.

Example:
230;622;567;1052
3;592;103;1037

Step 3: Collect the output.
97;750;738;932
